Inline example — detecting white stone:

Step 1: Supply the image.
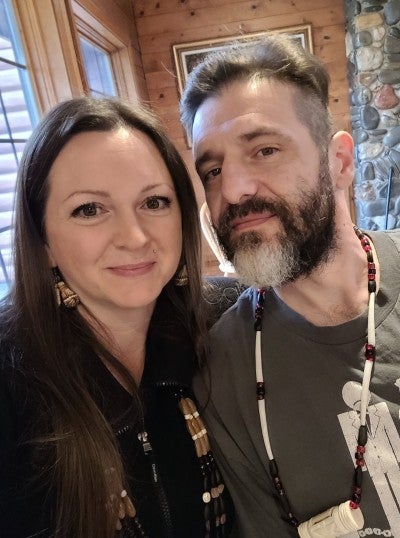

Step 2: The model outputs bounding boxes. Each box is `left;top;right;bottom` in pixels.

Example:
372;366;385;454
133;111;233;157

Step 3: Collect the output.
371;25;386;42
358;141;384;160
345;32;354;57
381;111;399;127
370;79;381;92
371;215;395;229
356;46;384;71
354;183;372;201
355;13;384;31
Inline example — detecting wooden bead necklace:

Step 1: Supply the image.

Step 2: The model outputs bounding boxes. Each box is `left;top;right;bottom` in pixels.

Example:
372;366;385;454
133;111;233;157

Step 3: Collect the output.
116;389;228;537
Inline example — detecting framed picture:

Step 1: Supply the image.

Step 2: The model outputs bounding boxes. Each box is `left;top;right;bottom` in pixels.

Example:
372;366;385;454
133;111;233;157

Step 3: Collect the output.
172;24;313;97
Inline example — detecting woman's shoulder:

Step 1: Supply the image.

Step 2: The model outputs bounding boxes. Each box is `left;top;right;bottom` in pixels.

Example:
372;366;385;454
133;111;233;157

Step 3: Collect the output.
0;307;23;372
0;340;26;444
0;337;32;418
0;337;23;377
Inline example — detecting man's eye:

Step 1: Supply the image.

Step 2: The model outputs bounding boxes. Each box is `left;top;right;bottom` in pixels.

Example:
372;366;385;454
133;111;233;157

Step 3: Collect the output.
71;203;101;218
257;147;276;156
142;196;171;210
203;167;221;184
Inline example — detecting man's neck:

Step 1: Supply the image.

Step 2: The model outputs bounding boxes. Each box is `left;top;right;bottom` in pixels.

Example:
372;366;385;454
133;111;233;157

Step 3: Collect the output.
273;224;378;327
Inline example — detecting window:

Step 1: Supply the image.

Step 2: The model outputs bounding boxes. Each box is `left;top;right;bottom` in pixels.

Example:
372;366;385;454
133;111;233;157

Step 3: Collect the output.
0;0;39;295
72;0;140;104
79;37;117;98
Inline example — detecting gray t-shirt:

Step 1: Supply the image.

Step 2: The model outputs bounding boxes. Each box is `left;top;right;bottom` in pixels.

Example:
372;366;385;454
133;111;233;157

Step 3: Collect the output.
195;230;400;537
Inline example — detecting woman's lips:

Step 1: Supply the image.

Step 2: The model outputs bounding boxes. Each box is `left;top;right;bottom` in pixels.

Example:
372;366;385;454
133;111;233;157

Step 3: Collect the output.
107;262;155;277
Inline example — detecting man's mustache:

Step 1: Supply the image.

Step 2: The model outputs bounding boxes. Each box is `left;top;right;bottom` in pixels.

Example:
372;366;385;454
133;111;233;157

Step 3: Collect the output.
217;197;288;234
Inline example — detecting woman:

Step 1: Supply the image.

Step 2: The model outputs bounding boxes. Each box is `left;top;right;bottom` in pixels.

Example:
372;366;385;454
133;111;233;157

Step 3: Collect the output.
0;97;229;537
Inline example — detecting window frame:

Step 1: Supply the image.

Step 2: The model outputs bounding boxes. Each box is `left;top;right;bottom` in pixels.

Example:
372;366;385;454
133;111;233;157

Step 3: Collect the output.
72;0;140;103
11;0;142;113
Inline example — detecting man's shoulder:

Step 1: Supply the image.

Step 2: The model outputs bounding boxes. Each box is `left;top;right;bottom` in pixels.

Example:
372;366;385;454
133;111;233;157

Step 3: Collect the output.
209;286;257;337
369;228;400;252
203;276;248;327
384;228;400;250
195;287;257;404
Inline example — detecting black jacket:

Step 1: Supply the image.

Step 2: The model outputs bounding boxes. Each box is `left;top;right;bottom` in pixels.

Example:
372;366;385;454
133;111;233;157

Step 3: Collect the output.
0;337;220;537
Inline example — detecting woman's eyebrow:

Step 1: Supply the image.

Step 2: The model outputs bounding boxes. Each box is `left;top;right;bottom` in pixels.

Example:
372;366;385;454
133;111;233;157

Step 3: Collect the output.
63;189;109;202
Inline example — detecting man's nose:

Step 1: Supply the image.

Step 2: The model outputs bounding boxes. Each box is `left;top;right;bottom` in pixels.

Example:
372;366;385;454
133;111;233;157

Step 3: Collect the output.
219;160;259;206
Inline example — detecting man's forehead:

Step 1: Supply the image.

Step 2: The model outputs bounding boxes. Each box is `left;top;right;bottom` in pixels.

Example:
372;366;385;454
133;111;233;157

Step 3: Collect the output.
192;79;297;143
192;109;299;166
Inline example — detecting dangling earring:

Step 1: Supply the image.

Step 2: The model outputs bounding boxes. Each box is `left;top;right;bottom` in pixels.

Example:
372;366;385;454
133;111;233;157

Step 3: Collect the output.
52;267;80;308
174;265;188;286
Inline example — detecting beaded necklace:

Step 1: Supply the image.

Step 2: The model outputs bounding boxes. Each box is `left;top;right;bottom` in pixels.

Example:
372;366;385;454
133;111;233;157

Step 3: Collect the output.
254;225;377;532
116;389;227;537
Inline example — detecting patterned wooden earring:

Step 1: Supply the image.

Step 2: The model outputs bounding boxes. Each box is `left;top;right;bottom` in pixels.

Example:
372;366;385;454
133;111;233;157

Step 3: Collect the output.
52;267;80;308
174;265;188;286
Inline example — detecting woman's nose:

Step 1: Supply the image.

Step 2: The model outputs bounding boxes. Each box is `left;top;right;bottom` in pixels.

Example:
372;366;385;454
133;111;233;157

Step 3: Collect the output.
113;214;148;250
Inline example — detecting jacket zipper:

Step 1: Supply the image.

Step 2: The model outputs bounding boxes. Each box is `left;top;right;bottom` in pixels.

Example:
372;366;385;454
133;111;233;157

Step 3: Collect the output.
138;429;174;538
115;424;132;437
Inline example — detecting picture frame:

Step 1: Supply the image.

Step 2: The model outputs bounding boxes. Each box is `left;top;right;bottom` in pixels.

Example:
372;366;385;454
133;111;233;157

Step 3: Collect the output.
172;24;313;97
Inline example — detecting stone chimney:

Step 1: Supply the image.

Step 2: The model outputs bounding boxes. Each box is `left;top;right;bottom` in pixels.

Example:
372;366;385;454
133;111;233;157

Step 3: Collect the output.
344;0;400;230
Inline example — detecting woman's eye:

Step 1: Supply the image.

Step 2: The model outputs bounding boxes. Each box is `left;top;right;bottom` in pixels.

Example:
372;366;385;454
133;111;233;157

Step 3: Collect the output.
71;202;102;218
143;196;171;210
203;167;221;185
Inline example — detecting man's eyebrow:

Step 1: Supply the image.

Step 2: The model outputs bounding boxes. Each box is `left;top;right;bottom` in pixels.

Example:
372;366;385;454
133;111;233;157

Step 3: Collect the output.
195;150;215;174
239;127;288;142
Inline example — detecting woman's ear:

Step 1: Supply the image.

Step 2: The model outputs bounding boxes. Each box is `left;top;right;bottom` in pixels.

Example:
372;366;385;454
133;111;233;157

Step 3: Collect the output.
328;131;355;191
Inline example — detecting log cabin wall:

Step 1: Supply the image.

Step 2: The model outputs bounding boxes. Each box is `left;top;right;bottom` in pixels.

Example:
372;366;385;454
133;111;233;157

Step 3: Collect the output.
133;0;351;273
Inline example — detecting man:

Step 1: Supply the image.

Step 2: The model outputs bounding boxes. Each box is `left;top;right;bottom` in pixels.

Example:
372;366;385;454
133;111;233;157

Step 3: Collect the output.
180;34;400;537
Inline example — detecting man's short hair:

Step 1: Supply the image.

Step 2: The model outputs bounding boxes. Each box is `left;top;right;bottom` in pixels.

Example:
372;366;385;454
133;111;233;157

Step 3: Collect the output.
180;33;334;150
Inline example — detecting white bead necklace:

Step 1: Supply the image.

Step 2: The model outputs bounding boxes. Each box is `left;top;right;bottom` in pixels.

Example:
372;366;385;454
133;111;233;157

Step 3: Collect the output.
253;226;377;536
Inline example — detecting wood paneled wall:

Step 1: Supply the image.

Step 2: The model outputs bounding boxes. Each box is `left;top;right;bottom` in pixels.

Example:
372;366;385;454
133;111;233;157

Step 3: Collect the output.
133;0;350;272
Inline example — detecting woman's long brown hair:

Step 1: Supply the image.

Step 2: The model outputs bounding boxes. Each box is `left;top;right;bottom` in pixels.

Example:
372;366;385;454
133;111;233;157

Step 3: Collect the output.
0;97;206;537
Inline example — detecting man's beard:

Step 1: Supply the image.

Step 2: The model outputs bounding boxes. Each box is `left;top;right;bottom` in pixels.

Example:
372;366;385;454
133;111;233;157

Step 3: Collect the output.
214;159;337;288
